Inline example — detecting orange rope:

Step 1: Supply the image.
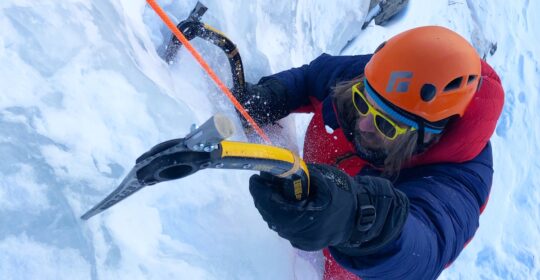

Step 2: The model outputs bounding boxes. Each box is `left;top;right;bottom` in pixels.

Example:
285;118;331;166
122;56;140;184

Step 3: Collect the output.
146;0;271;143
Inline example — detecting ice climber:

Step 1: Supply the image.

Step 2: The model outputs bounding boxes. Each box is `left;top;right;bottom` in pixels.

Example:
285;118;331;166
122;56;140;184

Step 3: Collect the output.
235;26;505;279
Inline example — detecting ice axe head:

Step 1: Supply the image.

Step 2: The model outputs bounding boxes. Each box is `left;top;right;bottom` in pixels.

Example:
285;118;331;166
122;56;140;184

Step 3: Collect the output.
134;114;234;185
137;149;212;185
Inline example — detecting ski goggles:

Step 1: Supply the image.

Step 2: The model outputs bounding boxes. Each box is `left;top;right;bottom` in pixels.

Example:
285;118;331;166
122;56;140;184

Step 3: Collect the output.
352;82;416;140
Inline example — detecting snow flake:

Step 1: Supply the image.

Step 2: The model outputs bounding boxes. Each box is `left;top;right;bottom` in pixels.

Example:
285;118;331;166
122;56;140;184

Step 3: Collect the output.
325;125;334;134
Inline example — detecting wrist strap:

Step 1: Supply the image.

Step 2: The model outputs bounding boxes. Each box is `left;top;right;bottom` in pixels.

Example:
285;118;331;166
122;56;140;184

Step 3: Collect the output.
356;192;376;232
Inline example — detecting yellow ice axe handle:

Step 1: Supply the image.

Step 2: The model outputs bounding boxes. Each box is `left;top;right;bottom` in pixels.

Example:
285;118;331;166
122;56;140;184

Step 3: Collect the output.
211;141;310;201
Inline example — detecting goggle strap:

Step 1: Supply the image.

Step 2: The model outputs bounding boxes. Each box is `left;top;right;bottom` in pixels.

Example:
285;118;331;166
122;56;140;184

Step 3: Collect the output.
416;120;425;151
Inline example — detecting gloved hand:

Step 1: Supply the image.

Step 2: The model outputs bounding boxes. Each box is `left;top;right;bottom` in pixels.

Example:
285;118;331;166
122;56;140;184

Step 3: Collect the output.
236;79;289;128
249;164;409;254
249;164;371;251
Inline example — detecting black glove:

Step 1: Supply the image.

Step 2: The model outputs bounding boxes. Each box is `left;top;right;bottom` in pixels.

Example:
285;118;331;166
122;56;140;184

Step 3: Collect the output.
249;164;409;254
236;79;289;128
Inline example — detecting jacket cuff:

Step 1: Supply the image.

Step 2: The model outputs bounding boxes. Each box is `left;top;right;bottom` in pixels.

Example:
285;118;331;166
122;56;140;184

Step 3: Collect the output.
333;176;410;256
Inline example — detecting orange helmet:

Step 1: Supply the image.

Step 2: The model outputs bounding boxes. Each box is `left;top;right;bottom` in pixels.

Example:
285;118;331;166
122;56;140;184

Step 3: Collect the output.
364;26;481;132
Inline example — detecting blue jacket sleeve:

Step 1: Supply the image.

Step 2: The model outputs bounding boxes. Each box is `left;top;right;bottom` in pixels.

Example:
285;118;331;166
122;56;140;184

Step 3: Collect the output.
330;143;494;280
261;54;371;113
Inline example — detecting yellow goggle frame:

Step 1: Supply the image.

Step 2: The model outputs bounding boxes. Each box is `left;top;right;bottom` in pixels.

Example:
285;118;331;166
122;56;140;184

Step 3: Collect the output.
352;82;415;140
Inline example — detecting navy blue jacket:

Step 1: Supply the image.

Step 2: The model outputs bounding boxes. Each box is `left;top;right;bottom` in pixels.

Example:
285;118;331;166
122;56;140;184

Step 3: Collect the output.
330;146;492;279
260;54;494;279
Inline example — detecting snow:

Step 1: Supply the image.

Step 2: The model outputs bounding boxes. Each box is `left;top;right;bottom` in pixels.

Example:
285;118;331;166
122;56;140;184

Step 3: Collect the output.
324;125;334;134
0;0;539;279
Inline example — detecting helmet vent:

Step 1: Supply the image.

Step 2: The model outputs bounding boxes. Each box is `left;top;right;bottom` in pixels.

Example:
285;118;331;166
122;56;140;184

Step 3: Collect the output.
420;84;437;102
444;77;463;92
467;75;478;84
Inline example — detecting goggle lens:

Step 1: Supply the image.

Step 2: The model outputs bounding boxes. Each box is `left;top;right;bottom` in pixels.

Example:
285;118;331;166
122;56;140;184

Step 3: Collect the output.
353;91;370;115
375;115;397;138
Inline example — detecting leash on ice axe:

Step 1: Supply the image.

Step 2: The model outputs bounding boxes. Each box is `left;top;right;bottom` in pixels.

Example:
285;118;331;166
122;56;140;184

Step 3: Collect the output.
81;2;310;220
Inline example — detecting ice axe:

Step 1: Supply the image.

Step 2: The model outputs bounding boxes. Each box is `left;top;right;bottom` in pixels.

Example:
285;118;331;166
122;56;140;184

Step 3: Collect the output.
160;1;247;99
81;114;310;220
